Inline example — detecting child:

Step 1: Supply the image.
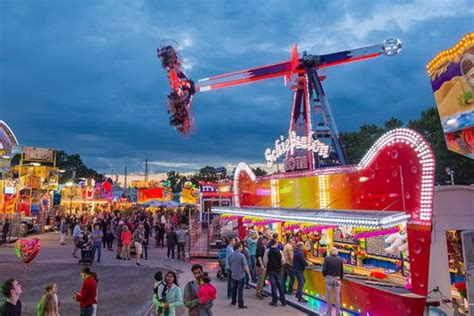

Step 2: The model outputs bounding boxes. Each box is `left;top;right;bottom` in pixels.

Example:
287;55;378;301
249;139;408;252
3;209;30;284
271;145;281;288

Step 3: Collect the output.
197;272;216;307
153;271;168;316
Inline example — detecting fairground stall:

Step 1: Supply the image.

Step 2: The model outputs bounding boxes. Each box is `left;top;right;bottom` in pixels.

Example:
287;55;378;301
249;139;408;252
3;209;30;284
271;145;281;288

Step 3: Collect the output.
214;128;435;316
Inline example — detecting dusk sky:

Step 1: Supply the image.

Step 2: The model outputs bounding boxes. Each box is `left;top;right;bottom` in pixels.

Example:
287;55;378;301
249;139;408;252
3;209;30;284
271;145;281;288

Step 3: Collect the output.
1;0;472;175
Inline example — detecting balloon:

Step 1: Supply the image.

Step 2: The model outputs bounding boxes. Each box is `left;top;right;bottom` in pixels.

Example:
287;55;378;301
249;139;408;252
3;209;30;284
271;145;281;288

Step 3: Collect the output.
15;238;40;265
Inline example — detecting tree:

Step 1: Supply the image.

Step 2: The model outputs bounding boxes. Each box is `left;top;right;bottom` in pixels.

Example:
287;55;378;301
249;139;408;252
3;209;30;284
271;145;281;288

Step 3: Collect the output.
408;108;474;185
252;167;267;177
195;166;219;182
165;171;182;192
11;150;103;183
341;108;473;185
341;124;385;164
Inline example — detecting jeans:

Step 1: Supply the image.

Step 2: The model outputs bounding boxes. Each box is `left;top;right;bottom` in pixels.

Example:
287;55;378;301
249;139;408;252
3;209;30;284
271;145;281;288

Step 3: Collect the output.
106;233;114;249
80;306;94;316
167;244;176;259
73;237;81;256
249;255;257;282
177;242;185;260
283;264;295;293
231;278;245;307
121;244;131;259
295;270;305;299
92;243;102;262
325;276;341;316
227;269;233;297
256;267;267;295
268;270;286;304
1;232;6;245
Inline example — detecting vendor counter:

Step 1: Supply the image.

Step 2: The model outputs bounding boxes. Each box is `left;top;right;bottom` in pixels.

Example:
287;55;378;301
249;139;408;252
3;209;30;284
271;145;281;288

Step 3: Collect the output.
298;258;426;316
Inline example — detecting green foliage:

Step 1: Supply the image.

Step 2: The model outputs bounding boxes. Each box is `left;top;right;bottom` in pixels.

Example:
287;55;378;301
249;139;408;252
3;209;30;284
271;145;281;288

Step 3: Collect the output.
165;171;181;192
408;108;474;185
55;151;103;183
252;167;267;177
10;150;103;184
341;108;473;185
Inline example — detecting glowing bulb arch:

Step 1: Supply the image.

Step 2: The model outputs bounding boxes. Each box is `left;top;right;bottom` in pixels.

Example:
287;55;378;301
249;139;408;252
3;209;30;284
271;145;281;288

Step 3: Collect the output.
0;120;19;156
358;128;435;223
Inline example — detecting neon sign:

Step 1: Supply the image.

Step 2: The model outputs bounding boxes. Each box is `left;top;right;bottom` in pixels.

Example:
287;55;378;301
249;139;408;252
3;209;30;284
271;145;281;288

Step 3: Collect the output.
264;131;330;168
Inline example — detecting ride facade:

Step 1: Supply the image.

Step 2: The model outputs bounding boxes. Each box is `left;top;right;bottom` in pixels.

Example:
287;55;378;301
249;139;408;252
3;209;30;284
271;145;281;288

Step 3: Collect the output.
158;38;437;315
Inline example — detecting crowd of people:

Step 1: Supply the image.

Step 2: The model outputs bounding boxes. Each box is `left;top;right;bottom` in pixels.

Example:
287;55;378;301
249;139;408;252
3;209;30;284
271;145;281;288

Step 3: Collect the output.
0;266;98;316
56;206;189;266
222;227;344;315
1;208;345;316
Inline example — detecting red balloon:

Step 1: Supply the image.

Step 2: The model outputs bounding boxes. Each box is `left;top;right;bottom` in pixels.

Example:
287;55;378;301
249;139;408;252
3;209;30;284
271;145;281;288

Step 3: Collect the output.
15;238;40;264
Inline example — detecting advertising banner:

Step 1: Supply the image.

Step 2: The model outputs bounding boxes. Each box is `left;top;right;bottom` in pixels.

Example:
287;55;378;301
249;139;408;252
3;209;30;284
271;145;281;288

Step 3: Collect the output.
138;187;164;204
427;32;474;158
24;147;55;162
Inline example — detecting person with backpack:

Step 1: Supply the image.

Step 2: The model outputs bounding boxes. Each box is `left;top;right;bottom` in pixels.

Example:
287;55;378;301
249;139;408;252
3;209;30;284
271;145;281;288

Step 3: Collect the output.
153;271;166;315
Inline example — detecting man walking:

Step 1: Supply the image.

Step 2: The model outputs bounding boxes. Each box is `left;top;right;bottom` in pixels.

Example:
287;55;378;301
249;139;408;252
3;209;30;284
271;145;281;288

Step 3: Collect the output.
115;221;124;260
267;239;286;307
322;247;344;316
228;241;250;309
246;231;258;282
91;223;103;263
293;242;310;302
133;224;145;266
72;221;83;258
176;225;187;261
166;227;178;261
225;237;235;299
282;238;295;294
183;264;214;316
255;236;269;299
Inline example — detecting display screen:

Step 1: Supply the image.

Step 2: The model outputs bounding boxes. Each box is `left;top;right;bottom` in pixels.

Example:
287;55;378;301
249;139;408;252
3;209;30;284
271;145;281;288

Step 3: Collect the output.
4;186;15;194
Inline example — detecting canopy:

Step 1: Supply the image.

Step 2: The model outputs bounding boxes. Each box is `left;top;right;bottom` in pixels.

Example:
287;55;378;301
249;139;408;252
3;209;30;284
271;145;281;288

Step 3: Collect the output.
211;207;410;229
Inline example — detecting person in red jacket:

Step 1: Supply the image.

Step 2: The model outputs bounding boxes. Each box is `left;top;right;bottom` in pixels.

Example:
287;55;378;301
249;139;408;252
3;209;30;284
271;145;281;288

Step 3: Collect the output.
75;267;97;316
121;225;132;260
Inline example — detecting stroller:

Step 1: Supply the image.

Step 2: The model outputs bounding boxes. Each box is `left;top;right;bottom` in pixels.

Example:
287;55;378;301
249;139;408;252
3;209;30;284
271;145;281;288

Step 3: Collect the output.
79;240;93;265
216;249;228;280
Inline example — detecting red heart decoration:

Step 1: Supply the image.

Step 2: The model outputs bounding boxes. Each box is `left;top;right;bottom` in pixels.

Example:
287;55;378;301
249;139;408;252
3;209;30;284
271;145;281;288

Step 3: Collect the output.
15;238;41;265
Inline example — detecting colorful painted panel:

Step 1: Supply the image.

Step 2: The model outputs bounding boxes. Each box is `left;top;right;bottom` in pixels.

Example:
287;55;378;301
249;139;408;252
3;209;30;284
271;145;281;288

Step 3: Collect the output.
427;32;474;158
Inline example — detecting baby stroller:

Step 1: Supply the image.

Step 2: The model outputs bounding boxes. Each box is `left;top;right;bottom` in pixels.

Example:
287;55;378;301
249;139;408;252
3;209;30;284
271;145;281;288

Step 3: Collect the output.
79;240;93;265
216;249;227;280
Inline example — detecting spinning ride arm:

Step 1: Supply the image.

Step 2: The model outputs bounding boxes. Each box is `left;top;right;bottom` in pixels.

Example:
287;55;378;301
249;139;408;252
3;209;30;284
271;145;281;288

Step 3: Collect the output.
194;38;401;92
157;39;401;136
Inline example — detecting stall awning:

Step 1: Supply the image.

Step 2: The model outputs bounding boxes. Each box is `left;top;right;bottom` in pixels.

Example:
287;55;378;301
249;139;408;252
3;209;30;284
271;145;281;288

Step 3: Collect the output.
211;207;410;229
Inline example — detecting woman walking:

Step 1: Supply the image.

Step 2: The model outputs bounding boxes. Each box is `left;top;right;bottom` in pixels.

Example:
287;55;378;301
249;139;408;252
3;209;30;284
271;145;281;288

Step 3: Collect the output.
152;271;183;316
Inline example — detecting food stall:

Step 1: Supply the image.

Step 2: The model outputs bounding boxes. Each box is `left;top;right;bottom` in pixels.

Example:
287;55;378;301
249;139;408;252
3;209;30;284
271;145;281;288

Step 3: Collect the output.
212;128;435;316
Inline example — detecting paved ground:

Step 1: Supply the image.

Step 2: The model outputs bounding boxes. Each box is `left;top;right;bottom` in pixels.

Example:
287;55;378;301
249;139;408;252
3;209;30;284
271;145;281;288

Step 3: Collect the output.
0;232;306;316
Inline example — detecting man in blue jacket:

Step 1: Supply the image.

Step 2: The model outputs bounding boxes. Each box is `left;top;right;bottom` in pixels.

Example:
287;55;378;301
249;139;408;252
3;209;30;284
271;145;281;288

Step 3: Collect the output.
293;242;310;302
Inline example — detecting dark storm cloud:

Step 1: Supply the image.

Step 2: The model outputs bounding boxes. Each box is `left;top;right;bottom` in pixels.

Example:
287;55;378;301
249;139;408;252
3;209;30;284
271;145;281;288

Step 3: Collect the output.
1;0;472;173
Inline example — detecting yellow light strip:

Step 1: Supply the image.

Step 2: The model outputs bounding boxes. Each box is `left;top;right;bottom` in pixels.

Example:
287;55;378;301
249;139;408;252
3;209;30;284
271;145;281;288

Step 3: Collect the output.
426;32;474;76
